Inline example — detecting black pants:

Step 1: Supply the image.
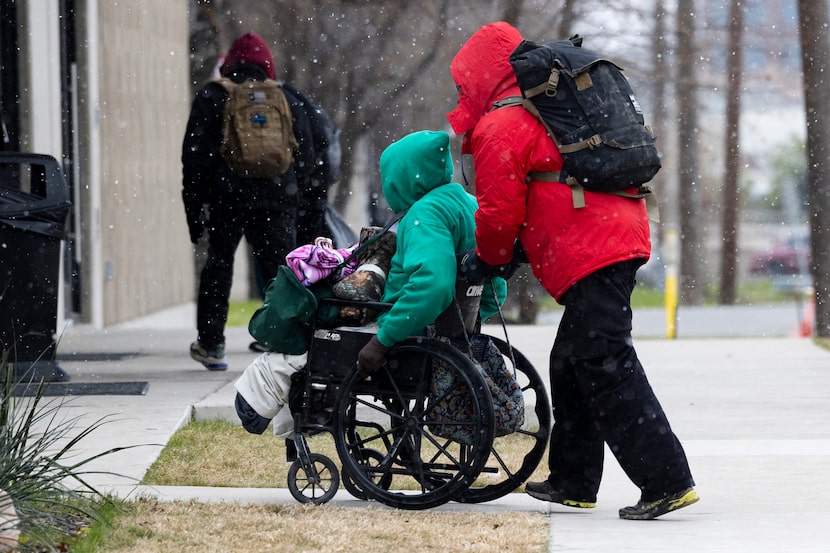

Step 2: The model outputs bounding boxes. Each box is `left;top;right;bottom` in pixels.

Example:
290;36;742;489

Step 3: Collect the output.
547;259;694;502
197;202;296;348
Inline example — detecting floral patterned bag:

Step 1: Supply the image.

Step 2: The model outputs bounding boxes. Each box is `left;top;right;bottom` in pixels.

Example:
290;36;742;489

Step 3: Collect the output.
428;334;525;445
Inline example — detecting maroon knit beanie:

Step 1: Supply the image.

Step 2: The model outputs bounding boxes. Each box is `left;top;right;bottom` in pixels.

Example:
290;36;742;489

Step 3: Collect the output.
220;32;276;80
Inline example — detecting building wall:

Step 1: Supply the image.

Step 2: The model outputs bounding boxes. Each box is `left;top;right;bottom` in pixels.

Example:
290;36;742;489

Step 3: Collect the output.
3;1;196;329
18;1;63;159
93;0;194;325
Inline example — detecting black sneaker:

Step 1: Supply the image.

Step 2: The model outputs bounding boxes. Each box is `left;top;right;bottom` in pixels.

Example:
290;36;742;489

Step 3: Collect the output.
524;481;596;508
619;487;700;520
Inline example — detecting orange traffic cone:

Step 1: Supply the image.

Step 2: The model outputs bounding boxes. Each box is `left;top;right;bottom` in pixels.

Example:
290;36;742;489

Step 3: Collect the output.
790;296;815;337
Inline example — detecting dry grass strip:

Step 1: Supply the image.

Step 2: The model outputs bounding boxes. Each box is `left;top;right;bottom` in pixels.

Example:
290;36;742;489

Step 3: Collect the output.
94;498;548;553
111;420;552;553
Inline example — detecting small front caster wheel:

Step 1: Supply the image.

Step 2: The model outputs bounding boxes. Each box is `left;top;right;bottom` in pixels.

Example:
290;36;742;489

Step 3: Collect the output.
287;453;340;504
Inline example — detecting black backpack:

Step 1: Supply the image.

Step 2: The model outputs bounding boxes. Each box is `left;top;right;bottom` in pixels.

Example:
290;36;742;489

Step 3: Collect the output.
282;82;341;188
498;36;660;219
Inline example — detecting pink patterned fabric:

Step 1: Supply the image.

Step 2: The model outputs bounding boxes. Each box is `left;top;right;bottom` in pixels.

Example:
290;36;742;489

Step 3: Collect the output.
285;237;357;287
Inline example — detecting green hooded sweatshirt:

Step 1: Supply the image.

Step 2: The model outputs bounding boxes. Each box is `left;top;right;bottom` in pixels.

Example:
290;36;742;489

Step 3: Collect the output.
375;130;506;347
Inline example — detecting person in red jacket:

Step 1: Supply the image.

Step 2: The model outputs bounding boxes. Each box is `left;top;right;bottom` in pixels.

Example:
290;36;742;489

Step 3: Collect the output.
447;22;698;520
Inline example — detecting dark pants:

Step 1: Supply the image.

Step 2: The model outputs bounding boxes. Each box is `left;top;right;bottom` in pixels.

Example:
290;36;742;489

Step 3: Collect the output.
547;259;694;502
197;201;296;348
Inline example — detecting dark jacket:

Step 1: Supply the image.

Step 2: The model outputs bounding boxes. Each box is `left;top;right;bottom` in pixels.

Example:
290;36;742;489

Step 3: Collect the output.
181;63;316;218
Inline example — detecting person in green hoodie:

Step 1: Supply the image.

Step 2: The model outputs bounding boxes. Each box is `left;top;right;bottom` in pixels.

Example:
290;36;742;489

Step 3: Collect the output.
357;130;507;376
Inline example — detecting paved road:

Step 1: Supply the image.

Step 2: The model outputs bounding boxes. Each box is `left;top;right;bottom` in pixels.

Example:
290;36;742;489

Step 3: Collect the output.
538;301;809;338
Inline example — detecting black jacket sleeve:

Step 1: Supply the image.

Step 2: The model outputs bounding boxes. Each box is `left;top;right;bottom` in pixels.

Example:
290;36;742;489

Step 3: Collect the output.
181;83;227;242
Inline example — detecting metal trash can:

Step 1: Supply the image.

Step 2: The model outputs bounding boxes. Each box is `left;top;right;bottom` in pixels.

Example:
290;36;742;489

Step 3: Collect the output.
0;153;72;382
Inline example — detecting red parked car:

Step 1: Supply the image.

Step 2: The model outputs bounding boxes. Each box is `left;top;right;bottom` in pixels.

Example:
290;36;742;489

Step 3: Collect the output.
749;233;811;276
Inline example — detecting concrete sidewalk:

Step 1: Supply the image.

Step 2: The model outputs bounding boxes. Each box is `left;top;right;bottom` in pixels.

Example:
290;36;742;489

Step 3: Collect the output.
27;305;830;552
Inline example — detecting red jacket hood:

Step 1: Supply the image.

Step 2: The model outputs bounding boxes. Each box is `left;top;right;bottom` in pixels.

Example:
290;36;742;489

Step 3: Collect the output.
446;22;523;144
220;32;277;80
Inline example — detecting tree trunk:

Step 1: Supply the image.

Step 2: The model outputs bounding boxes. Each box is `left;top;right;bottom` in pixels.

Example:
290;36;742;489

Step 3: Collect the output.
651;0;668;249
718;0;745;305
556;0;578;38
798;0;830;338
499;0;524;26
676;0;705;305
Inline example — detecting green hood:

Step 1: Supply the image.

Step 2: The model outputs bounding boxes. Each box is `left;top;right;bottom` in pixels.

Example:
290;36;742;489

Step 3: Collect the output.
373;129;507;348
380;130;454;213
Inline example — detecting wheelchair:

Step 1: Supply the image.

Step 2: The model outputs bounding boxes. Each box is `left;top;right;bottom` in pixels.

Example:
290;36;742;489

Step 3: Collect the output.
283;276;551;510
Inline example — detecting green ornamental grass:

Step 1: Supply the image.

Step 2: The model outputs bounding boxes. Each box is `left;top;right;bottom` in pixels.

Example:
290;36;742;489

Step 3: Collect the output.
0;350;138;551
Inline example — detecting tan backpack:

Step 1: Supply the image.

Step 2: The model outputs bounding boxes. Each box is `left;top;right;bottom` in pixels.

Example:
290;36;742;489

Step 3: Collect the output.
217;78;298;178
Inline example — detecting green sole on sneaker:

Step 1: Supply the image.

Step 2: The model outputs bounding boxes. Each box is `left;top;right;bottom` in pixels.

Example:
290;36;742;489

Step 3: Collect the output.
619;488;699;520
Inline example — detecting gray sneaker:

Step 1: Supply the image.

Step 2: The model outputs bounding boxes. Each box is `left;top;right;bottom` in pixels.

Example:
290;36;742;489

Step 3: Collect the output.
190;341;228;371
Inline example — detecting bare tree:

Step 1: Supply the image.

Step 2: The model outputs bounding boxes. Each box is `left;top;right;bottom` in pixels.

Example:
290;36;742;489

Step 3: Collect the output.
718;0;745;305
270;2;453;220
650;0;669;248
188;0;223;91
798;0;830;338
676;0;705;305
499;0;525;25
555;0;579;37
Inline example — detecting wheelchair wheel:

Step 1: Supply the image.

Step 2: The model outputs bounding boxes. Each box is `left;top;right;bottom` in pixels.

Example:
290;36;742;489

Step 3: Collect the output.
340;448;392;500
287;453;340;505
457;336;551;504
334;337;495;510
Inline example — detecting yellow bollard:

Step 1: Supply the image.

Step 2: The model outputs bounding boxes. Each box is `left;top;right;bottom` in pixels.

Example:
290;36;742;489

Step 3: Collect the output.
664;228;680;339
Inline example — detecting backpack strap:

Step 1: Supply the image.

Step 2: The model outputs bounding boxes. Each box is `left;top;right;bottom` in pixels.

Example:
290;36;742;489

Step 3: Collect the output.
491;95;524;110
494;94;565;153
493;94;602;154
494;95;659;222
215;77;237;96
527;171;659;222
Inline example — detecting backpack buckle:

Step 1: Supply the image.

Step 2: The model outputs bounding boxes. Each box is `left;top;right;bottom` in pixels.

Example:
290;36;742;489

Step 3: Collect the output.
545;69;560;97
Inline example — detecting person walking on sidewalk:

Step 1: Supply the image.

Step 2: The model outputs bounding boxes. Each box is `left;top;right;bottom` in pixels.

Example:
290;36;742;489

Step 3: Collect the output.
446;21;698;520
182;32;320;370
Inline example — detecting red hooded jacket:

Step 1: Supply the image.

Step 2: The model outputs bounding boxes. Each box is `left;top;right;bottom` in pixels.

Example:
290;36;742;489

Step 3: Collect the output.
447;22;651;302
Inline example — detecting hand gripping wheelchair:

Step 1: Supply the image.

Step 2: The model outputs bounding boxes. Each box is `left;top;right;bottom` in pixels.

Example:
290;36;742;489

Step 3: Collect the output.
283;273;551;510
